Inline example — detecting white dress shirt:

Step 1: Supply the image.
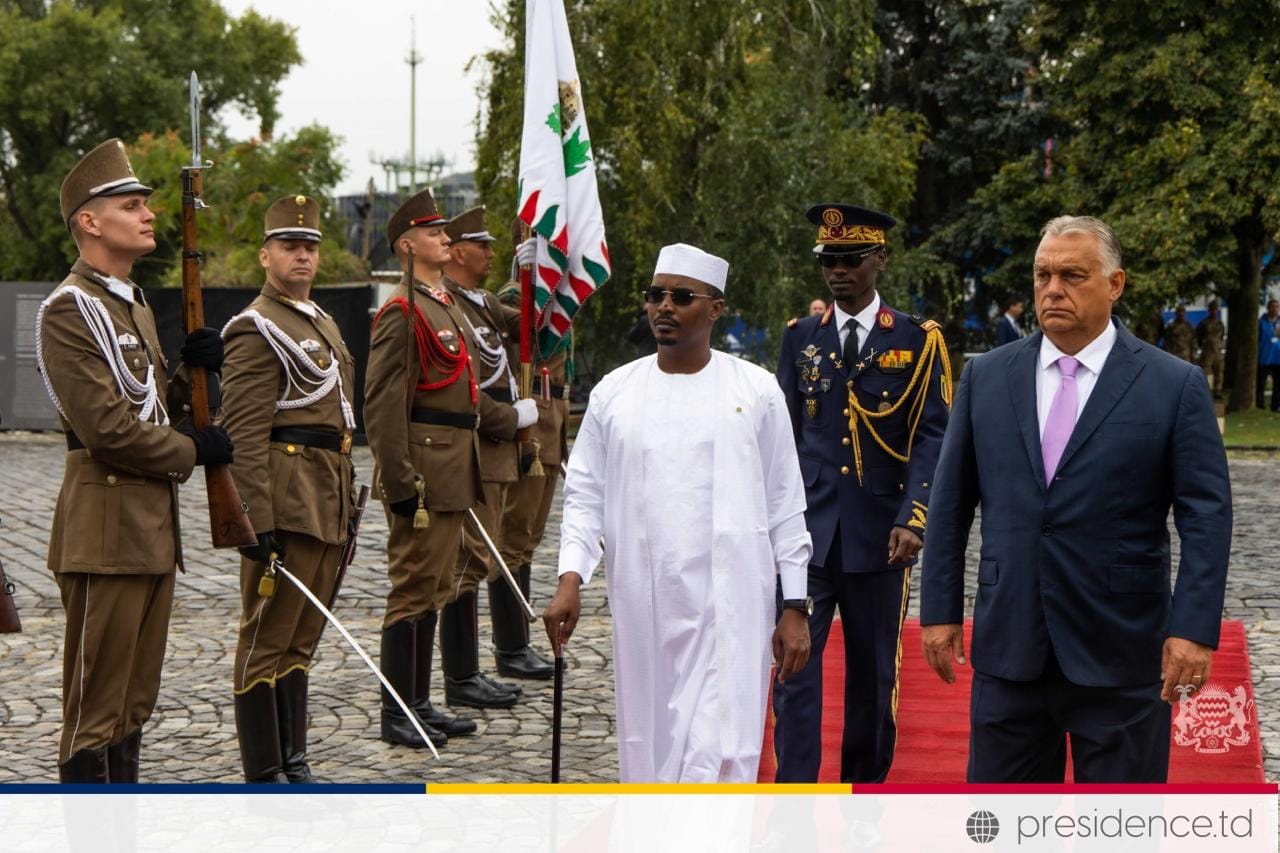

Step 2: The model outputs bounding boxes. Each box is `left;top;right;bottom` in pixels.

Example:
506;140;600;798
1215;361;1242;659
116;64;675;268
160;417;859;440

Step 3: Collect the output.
832;292;881;356
1036;320;1118;438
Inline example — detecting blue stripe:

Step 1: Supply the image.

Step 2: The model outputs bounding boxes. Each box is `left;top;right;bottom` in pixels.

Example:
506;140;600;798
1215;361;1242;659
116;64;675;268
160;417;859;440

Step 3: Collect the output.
0;783;422;794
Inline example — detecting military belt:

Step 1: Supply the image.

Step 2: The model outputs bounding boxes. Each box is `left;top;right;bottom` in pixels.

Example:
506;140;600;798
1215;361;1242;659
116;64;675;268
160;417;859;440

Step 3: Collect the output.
411;407;479;430
484;387;514;404
270;427;352;454
532;379;570;400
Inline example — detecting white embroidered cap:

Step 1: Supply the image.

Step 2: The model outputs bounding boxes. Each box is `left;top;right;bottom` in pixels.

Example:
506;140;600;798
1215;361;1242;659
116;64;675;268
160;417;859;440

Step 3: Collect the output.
653;243;729;293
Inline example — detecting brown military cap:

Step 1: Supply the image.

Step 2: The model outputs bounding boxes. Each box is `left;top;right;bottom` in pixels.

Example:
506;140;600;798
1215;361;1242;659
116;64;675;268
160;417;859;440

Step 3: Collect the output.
264;194;322;242
386;188;449;251
59;138;153;226
444;206;495;244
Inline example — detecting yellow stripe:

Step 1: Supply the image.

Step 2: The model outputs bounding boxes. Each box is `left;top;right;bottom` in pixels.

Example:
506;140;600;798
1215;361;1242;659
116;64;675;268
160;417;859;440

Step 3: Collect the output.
889;568;912;722
428;783;847;795
232;662;310;696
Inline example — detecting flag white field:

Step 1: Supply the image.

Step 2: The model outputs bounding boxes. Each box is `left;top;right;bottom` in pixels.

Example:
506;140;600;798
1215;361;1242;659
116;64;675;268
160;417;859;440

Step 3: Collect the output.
517;0;611;353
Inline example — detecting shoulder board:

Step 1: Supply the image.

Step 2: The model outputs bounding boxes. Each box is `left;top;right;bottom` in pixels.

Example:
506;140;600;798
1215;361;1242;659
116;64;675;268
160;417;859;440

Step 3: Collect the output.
908;314;941;332
786;317;799;328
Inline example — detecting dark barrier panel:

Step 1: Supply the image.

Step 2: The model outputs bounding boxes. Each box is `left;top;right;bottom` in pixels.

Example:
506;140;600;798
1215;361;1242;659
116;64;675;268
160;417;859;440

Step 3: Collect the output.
0;282;61;430
146;284;374;435
1;283;374;435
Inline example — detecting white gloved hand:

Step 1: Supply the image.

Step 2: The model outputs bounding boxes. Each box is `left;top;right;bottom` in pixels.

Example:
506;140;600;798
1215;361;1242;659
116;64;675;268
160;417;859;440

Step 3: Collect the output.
513;398;539;429
515;237;538;267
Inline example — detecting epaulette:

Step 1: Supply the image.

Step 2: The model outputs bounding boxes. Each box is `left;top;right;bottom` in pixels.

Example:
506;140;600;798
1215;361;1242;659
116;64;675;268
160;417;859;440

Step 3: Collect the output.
909;314;941;333
786;317;799;329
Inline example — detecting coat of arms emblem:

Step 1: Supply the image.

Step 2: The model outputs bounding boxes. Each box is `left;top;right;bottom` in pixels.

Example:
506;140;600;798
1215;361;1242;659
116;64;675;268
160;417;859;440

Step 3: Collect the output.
1172;683;1253;754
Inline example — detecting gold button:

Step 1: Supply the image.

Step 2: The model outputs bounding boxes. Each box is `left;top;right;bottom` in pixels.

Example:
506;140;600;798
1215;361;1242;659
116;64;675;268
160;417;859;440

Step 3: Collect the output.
842;408;850;417
286;444;296;453
424;437;432;444
318;359;326;368
106;474;117;485
882;390;889;397
840;466;850;475
842;437;850;446
828;352;837;360
735;407;742;413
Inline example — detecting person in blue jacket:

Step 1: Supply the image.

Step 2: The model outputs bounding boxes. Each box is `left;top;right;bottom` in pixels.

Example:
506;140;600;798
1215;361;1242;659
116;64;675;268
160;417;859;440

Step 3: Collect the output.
1257;299;1280;411
772;203;951;782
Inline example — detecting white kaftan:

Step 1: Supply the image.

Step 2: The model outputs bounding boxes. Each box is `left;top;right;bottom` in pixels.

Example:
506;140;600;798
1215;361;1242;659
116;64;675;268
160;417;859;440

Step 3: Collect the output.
559;351;811;783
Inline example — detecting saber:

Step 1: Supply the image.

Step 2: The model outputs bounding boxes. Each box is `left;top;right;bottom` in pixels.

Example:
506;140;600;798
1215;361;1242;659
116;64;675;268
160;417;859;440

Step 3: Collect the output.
270;559;439;759
327;483;371;611
465;508;536;622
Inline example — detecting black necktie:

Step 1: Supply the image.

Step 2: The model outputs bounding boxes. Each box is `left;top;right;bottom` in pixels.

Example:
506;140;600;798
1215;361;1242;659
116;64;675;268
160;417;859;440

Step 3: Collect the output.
843;318;860;369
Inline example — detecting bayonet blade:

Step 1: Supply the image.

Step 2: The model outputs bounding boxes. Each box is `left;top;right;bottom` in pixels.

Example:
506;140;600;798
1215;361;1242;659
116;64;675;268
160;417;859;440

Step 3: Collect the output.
188;70;202;168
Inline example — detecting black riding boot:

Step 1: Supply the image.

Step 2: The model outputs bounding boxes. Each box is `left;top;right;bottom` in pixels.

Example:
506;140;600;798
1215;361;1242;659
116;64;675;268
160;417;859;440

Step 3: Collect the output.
58;745;109;784
380;619;446;749
233;682;289;782
442;591;519;708
492;563;554;679
106;729;141;783
276;669;315;783
410;611;478;735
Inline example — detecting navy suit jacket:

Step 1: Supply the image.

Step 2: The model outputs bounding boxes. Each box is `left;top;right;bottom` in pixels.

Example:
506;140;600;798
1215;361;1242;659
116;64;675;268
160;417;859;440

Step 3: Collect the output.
921;321;1231;687
994;314;1022;347
777;302;950;573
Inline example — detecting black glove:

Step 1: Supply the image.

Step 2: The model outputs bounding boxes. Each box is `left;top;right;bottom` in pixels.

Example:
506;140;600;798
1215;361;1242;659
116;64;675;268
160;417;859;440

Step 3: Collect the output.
239;532;284;564
186;425;234;467
388;495;420;518
181;326;224;371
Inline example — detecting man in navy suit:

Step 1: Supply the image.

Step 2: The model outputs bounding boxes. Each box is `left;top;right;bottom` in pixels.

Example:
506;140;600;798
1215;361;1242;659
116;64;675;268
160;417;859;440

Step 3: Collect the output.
921;215;1232;782
773;203;951;782
993;297;1026;347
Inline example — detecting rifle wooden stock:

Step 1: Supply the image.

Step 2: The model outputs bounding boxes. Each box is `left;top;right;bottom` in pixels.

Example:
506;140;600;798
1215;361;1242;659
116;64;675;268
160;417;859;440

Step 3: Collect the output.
181;165;256;549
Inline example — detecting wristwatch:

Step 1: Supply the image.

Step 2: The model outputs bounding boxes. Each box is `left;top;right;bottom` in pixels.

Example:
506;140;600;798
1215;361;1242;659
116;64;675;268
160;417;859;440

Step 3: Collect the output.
782;596;814;616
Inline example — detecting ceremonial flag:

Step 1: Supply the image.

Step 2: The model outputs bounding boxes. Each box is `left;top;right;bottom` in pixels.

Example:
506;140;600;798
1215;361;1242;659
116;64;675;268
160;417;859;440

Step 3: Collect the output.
517;0;610;354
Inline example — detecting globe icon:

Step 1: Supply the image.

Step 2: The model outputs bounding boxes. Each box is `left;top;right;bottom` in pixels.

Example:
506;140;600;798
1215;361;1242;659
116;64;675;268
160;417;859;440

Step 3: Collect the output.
965;810;1000;844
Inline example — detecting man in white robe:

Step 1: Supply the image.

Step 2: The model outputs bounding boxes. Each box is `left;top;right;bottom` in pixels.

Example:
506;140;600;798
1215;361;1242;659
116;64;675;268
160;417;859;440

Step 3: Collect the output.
544;243;813;783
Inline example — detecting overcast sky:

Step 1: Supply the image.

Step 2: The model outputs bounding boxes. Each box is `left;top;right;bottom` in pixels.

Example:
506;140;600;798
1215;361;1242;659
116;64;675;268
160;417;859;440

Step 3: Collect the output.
220;1;505;197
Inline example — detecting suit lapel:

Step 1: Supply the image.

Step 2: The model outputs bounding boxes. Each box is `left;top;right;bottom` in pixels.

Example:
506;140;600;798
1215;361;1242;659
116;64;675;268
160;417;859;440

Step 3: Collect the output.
1055;325;1145;477
1007;332;1046;490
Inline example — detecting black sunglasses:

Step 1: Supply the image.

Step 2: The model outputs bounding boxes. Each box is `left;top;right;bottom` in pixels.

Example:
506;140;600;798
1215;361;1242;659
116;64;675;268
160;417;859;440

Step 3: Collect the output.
818;248;883;269
643;286;719;306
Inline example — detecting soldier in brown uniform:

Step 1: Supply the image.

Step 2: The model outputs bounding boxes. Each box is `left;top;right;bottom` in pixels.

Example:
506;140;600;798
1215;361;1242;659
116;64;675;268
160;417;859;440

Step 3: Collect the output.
439;207;539;707
220;196;358;782
496;235;570;681
1196;299;1226;398
35;139;234;782
364;189;520;748
1164;305;1196;363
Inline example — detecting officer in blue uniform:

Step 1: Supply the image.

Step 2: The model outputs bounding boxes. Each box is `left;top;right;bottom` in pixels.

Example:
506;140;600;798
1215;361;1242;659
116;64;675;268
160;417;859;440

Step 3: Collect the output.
772;203;952;782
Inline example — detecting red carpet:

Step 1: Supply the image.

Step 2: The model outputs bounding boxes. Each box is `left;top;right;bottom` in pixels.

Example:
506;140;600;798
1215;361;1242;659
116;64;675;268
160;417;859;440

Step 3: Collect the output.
759;618;1263;783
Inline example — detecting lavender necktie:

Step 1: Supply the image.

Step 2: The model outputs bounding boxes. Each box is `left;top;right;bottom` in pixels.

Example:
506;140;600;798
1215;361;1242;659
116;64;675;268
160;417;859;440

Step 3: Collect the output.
1041;356;1079;485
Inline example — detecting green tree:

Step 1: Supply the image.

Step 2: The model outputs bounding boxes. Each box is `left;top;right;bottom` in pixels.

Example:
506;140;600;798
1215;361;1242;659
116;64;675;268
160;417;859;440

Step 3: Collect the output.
868;0;1048;354
1032;0;1280;411
0;0;300;281
126;125;367;287
474;0;923;373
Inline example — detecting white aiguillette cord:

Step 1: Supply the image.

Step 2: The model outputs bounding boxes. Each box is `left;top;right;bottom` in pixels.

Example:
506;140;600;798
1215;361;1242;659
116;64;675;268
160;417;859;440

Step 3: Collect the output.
35;286;167;426
223;310;355;430
456;306;518;398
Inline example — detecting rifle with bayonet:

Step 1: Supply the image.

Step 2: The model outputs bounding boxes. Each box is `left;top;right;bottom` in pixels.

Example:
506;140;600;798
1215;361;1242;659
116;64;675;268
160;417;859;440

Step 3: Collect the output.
181;70;256;550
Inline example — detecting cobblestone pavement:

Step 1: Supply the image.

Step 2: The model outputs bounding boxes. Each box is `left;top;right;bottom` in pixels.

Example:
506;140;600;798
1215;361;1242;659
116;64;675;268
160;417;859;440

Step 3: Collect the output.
0;434;1274;783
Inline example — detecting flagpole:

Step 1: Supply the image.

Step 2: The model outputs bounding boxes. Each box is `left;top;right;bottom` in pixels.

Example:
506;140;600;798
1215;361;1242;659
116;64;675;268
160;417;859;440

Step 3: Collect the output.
518;222;544;477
